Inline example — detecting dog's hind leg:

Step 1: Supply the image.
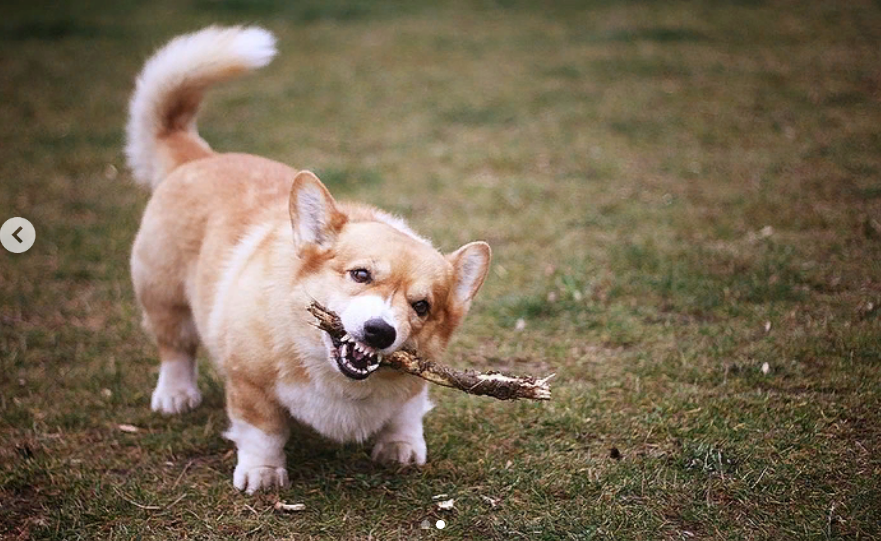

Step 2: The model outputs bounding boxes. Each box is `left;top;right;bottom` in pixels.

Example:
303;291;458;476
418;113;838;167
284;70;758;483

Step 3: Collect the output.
140;301;203;415
150;315;202;415
133;254;203;414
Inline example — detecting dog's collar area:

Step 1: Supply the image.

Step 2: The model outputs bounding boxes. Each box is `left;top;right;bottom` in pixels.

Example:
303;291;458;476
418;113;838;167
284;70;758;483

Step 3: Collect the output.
331;333;382;380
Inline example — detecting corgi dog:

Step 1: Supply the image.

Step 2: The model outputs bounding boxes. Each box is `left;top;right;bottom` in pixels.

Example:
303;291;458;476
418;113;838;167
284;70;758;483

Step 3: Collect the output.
126;26;491;493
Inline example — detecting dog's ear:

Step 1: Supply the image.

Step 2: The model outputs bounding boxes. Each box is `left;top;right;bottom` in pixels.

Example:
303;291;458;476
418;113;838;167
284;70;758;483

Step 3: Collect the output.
289;171;346;250
446;241;491;307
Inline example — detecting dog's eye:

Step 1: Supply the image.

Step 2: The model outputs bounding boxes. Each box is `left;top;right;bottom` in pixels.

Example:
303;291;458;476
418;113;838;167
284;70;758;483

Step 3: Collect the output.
411;300;430;317
349;269;372;284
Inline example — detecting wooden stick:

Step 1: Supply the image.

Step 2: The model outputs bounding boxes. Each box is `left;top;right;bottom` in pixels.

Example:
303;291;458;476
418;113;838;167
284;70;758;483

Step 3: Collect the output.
307;302;552;401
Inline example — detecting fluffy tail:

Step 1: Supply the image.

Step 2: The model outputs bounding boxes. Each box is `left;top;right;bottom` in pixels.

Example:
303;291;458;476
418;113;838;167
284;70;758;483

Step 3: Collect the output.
125;26;276;190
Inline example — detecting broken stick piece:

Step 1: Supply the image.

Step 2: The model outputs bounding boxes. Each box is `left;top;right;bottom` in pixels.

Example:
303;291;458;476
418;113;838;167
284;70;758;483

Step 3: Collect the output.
274;501;306;512
307;301;552;401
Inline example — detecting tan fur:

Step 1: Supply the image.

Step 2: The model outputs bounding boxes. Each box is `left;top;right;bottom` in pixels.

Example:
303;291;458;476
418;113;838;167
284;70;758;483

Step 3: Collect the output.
133;151;483;438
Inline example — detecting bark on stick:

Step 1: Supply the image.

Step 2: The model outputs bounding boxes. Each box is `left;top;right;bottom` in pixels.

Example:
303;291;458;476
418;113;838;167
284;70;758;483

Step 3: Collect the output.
308;302;552;401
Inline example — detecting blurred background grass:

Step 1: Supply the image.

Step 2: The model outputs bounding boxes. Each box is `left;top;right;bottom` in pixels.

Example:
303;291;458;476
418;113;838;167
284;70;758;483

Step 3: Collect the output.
1;0;879;539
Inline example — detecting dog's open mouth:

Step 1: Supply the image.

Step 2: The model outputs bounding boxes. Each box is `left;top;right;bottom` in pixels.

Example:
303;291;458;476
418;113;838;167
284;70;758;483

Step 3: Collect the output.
330;333;382;380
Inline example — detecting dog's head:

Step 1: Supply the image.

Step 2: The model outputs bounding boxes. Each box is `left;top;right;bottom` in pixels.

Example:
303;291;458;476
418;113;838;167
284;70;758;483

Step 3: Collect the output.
289;171;491;381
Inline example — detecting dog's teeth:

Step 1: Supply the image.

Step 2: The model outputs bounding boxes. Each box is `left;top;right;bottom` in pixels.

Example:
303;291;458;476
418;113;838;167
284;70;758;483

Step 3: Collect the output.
366;363;380;373
342;334;351;343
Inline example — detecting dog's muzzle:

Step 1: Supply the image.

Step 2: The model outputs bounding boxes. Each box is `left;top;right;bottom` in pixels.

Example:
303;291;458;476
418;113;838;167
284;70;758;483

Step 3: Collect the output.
330;332;382;380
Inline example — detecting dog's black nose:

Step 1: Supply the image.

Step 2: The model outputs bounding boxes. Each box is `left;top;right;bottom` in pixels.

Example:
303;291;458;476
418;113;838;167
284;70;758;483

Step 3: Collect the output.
363;318;396;350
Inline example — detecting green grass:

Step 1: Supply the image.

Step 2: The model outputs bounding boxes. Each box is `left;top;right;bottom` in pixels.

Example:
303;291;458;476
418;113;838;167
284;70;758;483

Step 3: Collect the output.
2;0;880;539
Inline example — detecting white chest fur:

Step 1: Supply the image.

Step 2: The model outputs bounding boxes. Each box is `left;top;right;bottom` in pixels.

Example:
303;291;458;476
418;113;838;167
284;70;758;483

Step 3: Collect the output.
275;380;400;443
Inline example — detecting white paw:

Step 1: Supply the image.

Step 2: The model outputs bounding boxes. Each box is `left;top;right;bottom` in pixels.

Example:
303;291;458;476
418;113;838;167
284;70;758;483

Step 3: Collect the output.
372;435;427;466
234;465;289;494
150;383;202;414
225;418;290;495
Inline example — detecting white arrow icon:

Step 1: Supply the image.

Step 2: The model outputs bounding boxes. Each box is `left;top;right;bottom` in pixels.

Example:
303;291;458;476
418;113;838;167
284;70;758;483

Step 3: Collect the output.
1;217;36;253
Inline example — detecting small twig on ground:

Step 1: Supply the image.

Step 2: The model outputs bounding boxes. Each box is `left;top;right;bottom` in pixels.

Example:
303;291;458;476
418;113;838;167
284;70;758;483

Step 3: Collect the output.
308;301;553;401
171;459;193;489
274;501;306;512
115;488;162;511
243;503;260;516
165;493;188;510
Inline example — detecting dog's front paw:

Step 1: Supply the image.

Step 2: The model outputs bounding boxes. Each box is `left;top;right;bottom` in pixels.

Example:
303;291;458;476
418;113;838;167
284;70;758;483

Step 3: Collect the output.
233;464;289;494
150;383;202;414
372;435;427;466
225;419;289;494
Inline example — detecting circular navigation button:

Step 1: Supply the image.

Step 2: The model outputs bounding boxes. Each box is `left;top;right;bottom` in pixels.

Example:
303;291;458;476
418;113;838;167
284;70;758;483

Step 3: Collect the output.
1;217;36;254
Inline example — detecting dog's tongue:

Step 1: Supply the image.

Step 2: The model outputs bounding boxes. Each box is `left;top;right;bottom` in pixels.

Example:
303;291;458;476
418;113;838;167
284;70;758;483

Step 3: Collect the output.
349;348;370;369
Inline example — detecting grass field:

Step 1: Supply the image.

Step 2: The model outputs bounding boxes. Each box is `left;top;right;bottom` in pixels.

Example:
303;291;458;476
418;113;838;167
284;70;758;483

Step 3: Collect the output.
2;0;880;539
